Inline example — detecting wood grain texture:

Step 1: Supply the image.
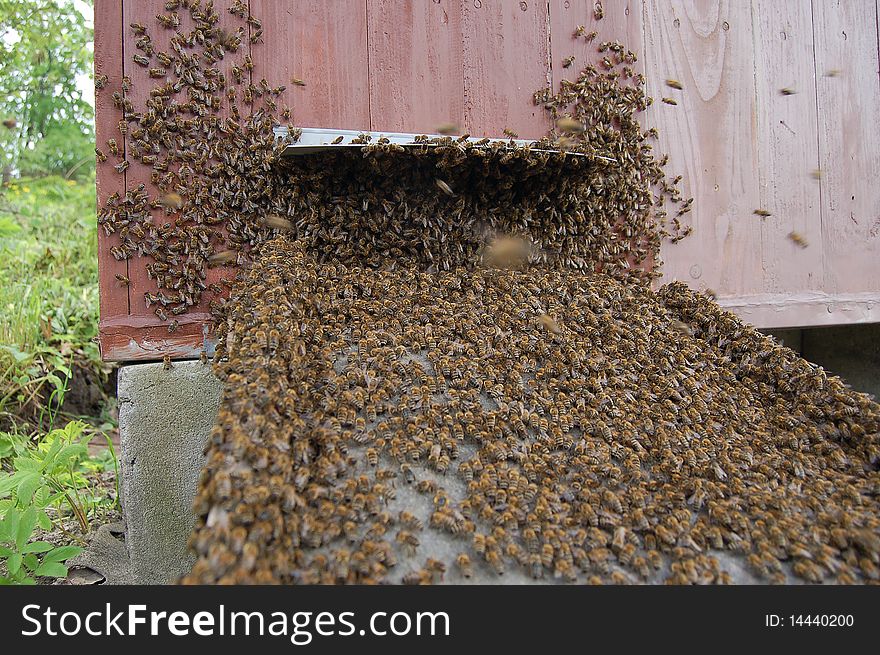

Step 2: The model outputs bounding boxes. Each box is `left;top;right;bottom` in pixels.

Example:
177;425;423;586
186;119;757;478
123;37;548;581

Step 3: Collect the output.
813;0;880;295
645;0;763;297
250;0;370;130
752;0;823;295
367;0;464;134
461;0;552;139
95;0;130;337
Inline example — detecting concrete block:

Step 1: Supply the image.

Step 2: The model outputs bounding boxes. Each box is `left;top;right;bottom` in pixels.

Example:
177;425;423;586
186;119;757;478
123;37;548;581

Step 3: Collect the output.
118;360;222;584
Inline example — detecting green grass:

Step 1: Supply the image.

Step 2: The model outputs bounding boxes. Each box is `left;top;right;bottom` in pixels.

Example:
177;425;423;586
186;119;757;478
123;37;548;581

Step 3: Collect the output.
0;174;108;432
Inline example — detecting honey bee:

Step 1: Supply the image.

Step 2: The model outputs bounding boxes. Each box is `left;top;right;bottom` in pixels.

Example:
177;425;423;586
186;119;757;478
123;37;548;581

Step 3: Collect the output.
95;74;109;90
130;22;147;35
556;117;585;133
455;553;473;578
537;314;562;335
133;54;150;67
114;159;130;173
168;320;180;334
594;1;604;20
107;138;119;156
162;354;173;370
788;231;808;248
435;179;454;196
435;123;459;135
573;25;585;37
115;273;130;285
208;250;237;266
95;148;107;163
260;214;294;230
562;56;575;68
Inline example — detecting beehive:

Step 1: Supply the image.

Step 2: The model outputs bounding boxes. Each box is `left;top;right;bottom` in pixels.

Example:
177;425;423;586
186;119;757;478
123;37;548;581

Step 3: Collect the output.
96;1;880;362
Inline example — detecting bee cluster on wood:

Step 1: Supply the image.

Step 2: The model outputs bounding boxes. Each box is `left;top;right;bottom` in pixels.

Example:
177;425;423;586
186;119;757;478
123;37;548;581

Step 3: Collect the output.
182;237;880;584
98;1;693;328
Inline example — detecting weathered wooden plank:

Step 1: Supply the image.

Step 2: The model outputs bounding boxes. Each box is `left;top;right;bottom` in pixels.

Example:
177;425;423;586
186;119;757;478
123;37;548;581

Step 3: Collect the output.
250;0;370;130
95;0;130;343
548;0;643;91
752;0;823;295
645;0;763;298
461;0;552;139
367;0;464;134
720;291;880;329
100;314;215;362
813;0;880;296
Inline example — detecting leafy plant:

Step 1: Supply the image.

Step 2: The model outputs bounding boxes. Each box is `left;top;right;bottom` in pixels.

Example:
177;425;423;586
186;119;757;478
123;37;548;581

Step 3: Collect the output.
0;505;80;584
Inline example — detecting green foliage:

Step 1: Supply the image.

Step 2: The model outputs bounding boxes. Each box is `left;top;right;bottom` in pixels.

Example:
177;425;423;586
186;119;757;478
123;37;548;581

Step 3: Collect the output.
0;420;116;584
0;0;94;178
19;122;95;179
0;176;105;430
0;505;82;584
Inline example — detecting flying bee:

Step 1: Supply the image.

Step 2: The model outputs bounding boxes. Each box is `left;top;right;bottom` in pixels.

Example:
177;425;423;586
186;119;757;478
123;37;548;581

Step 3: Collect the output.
788;231;808;248
537;314;562;335
780;87;797;95
665;78;683;90
753;208;771;217
290;77;306;86
562;56;575;68
502;128;519;139
661;97;677;105
260;214;294;230
435;179;454;196
810;168;823;180
433;122;458;136
208;250;237;266
556;117;585;133
331;135;344;144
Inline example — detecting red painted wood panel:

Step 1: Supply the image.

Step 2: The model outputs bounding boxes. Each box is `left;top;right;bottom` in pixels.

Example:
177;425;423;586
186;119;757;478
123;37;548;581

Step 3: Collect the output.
95;0;129;329
249;0;370;130
461;0;552;139
367;0;465;134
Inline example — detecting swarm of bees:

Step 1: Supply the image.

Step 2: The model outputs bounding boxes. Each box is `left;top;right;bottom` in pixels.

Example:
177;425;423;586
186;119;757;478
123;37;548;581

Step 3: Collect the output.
97;6;692;332
182;236;880;585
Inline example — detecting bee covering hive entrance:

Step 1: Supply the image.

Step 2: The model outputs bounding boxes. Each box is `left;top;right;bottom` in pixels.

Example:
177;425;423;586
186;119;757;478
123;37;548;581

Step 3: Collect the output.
184;236;880;585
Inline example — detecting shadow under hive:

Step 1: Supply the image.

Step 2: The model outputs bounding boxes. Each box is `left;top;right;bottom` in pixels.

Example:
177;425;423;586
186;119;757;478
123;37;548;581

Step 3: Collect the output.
182;236;880;585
